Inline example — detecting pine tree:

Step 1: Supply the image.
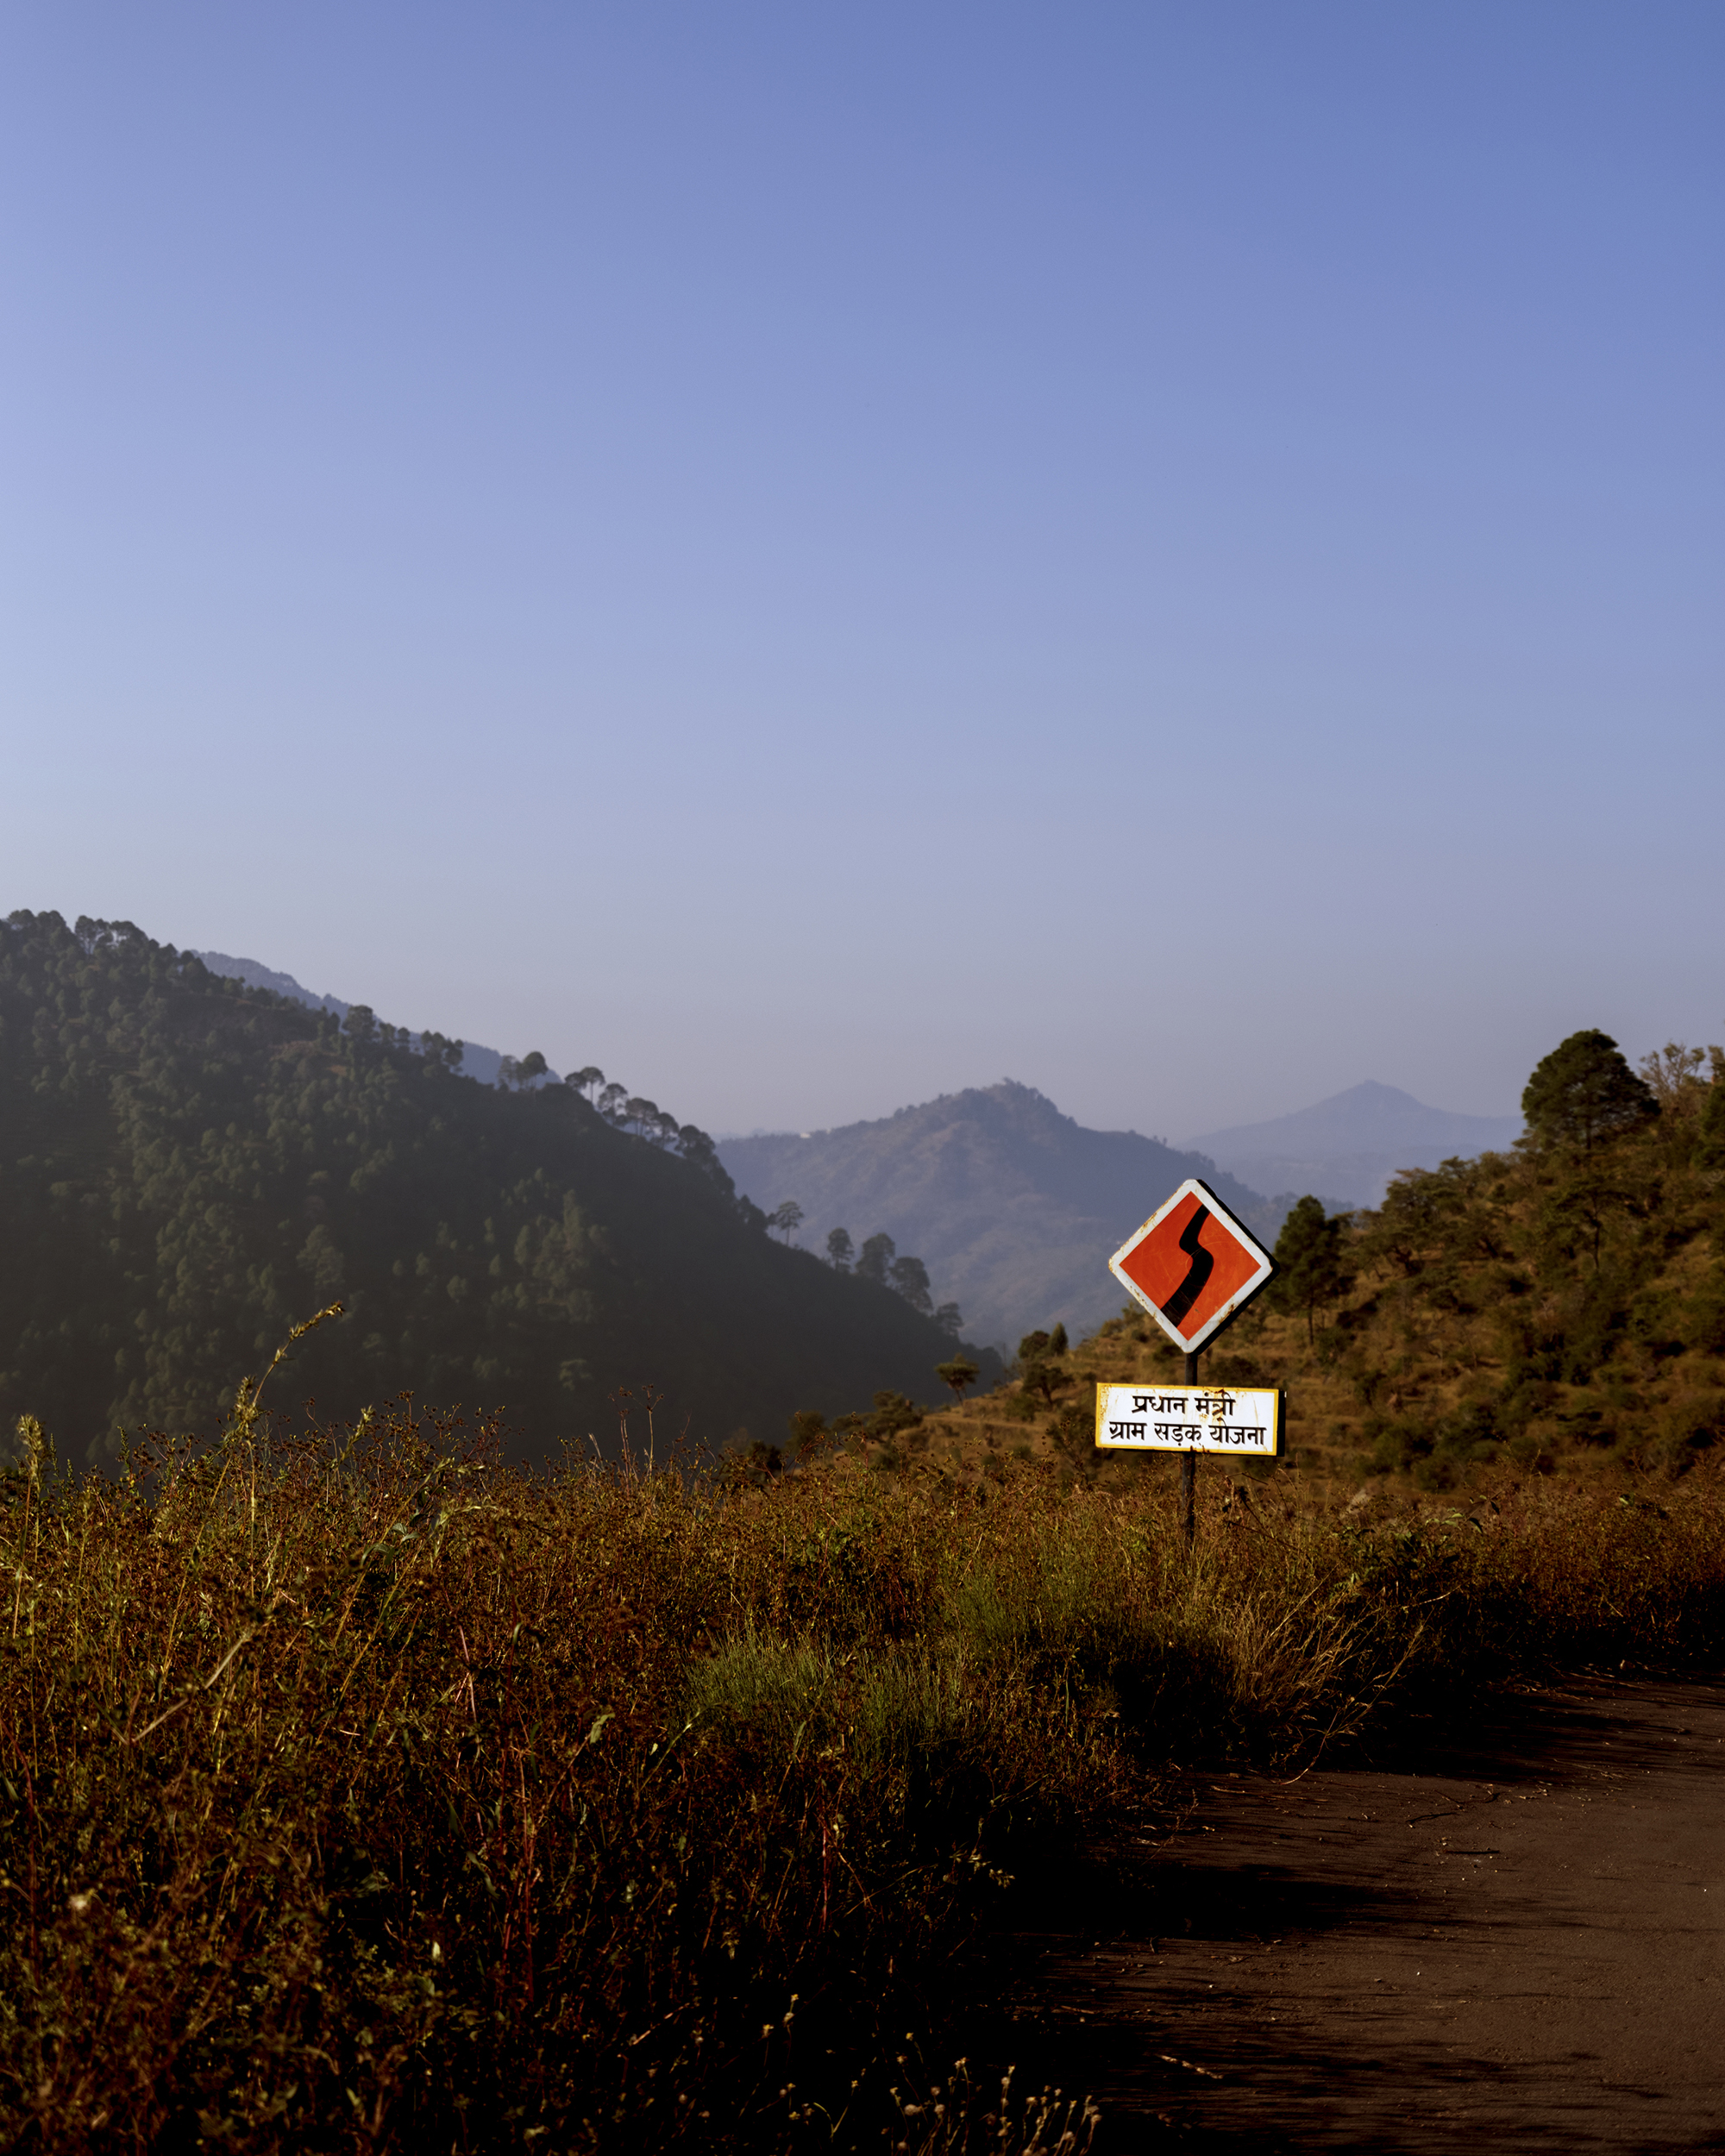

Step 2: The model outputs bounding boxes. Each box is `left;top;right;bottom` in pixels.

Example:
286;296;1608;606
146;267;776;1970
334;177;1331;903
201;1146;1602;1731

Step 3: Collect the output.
765;1200;805;1244
1270;1196;1352;1344
935;1357;979;1405
856;1233;895;1286
1521;1031;1657;1154
888;1254;932;1314
1017;1330;1057;1406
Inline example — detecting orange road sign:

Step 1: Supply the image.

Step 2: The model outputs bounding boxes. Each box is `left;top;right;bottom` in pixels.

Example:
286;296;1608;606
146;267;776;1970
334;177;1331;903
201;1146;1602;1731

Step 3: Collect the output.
1109;1178;1275;1354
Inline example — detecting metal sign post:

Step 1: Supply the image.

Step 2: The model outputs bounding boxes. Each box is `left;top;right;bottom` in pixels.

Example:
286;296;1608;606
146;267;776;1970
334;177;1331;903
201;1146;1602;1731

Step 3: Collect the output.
1101;1179;1281;1542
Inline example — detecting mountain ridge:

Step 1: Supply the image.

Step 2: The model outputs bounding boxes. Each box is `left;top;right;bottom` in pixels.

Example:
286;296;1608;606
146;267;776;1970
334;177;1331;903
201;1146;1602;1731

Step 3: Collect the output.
718;1081;1285;1351
195;951;515;1087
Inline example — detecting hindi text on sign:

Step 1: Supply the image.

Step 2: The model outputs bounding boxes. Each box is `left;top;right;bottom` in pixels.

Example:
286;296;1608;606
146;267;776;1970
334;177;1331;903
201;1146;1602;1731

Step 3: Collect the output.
1093;1381;1282;1457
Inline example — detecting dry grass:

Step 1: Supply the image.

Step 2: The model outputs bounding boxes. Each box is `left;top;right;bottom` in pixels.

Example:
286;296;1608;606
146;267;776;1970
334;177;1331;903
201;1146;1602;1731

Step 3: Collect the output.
5;1384;1725;2152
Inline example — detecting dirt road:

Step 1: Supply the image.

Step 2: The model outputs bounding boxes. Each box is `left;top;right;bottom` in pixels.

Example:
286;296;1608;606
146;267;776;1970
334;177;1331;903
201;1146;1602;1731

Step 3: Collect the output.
1002;1676;1725;2152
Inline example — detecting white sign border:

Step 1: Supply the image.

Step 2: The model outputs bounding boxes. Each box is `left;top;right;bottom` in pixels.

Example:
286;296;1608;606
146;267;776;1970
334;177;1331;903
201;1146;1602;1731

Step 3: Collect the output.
1108;1176;1276;1354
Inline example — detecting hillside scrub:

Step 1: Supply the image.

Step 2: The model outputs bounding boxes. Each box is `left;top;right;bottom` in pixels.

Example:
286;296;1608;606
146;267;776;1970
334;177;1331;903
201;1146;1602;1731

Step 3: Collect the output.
1327;1032;1725;1487
1056;1033;1725;1495
6;1390;1725;2153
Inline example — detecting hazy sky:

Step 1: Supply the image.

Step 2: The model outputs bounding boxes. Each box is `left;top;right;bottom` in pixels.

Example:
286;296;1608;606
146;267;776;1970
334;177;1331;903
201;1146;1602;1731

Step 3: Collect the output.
4;3;1720;1141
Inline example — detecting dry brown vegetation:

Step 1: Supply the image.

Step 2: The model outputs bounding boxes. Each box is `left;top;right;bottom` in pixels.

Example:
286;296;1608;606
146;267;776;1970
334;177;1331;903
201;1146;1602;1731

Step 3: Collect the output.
7;1349;1725;2153
9;1039;1725;2149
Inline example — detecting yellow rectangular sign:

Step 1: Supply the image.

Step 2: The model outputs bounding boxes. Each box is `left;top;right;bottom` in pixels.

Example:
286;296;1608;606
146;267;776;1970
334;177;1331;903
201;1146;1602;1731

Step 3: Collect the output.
1094;1382;1282;1457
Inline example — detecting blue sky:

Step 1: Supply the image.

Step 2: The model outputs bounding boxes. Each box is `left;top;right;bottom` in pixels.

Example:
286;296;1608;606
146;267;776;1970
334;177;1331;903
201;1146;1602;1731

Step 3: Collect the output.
3;2;1720;1140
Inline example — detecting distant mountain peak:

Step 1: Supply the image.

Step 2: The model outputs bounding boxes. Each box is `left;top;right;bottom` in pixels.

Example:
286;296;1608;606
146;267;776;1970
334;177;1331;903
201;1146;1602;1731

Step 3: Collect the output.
1186;1081;1521;1208
1189;1081;1518;1152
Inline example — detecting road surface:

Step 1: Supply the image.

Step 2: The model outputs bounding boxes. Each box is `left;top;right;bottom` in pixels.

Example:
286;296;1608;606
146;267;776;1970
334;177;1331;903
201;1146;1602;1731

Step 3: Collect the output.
1000;1676;1725;2152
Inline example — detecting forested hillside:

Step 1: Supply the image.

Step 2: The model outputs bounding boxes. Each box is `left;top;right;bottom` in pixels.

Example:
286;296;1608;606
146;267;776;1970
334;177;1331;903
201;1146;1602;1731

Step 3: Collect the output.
0;911;988;1463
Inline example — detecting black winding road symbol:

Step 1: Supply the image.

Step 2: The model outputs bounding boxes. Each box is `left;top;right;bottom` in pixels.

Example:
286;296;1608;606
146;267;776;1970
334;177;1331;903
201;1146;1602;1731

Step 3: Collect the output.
1160;1206;1214;1328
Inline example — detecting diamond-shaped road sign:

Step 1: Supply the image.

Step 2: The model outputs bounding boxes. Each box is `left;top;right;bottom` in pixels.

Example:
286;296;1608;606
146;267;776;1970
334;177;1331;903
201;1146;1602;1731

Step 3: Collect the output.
1110;1177;1276;1355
